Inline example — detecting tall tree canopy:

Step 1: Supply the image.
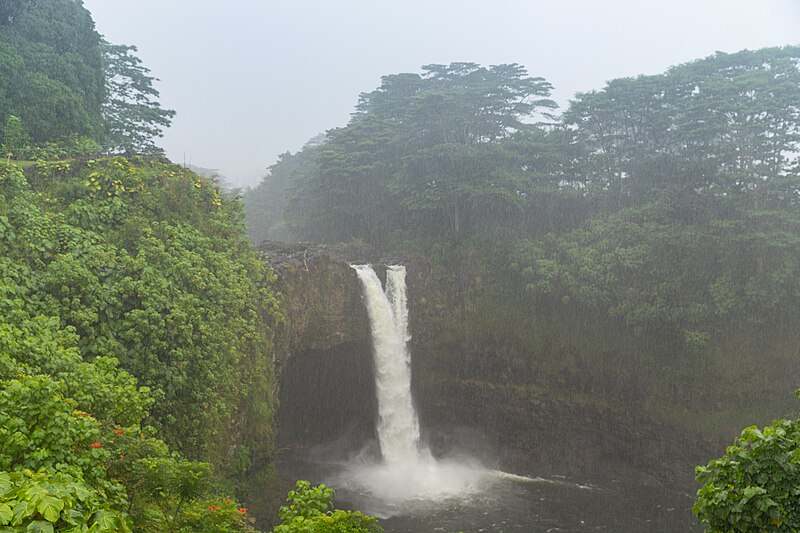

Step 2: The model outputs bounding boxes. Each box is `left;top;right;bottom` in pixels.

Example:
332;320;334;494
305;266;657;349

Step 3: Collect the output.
102;43;175;154
0;0;175;154
354;63;556;145
0;0;105;144
564;46;800;206
282;62;558;244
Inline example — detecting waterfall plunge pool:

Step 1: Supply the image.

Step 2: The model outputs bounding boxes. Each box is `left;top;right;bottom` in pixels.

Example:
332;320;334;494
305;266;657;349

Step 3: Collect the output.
276;449;700;532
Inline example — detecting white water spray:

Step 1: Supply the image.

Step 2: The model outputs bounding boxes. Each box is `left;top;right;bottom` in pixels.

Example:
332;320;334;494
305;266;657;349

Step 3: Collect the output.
348;264;489;508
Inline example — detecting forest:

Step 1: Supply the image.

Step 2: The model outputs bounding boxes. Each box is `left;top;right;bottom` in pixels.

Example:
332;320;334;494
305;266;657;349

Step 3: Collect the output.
2;0;800;531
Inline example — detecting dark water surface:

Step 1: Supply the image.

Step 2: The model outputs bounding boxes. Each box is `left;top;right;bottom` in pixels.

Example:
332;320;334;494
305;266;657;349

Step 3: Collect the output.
277;452;700;533
371;481;698;533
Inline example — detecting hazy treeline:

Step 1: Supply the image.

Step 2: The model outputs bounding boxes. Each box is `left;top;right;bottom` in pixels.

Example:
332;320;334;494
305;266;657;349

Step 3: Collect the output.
247;47;800;245
246;46;800;429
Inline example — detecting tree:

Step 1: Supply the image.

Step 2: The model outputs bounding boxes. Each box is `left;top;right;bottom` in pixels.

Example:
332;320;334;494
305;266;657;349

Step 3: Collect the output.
564;46;800;207
284;62;558;246
0;2;174;153
0;0;105;143
12;71;100;142
354;62;556;147
1;115;27;157
102;43;175;154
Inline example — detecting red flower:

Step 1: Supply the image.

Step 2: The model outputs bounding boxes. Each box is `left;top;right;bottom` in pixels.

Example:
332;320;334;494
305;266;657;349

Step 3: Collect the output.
119;454;124;459
238;508;247;514
89;442;102;448
115;429;124;435
226;499;231;504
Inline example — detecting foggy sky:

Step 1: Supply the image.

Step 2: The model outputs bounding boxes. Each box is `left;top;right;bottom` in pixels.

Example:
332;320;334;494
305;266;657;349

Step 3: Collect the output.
81;0;800;188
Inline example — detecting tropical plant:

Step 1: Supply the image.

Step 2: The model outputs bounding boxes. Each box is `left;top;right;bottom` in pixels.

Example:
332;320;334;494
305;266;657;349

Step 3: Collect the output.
271;481;381;533
694;391;800;532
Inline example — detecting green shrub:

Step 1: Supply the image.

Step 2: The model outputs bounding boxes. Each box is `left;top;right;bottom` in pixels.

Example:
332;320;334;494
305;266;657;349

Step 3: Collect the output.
0;470;130;532
271;481;381;533
694;390;800;531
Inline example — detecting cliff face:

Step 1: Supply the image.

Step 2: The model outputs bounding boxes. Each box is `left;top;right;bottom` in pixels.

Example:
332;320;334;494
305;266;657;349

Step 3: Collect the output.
264;245;717;490
404;261;721;490
262;242;377;449
264;242;368;365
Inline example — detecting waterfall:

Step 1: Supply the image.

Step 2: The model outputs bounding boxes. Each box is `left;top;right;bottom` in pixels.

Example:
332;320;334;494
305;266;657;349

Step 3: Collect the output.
352;264;420;463
344;264;487;508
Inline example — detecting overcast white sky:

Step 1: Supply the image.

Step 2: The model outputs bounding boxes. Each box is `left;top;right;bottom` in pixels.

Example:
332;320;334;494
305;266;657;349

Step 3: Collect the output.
81;0;800;188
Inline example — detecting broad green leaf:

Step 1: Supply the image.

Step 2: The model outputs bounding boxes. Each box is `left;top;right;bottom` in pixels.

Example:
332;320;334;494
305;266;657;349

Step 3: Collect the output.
12;500;36;526
0;503;12;525
24;486;48;506
741;486;766;501
36;496;63;523
61;509;85;525
90;510;119;532
25;521;54;533
0;473;11;496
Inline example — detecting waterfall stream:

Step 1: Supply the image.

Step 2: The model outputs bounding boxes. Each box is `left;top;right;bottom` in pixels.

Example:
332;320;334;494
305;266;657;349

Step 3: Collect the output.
352;264;420;463
346;264;487;509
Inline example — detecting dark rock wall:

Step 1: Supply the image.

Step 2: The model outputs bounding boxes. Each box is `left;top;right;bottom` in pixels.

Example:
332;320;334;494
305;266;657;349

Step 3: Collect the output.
262;242;376;450
404;260;721;491
263;242;369;365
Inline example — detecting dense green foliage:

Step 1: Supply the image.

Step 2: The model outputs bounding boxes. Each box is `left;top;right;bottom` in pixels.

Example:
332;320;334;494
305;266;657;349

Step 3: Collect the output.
0;157;276;530
270;481;381;533
512;192;800;340
0;0;105;145
694;392;800;532
0;0;174;155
